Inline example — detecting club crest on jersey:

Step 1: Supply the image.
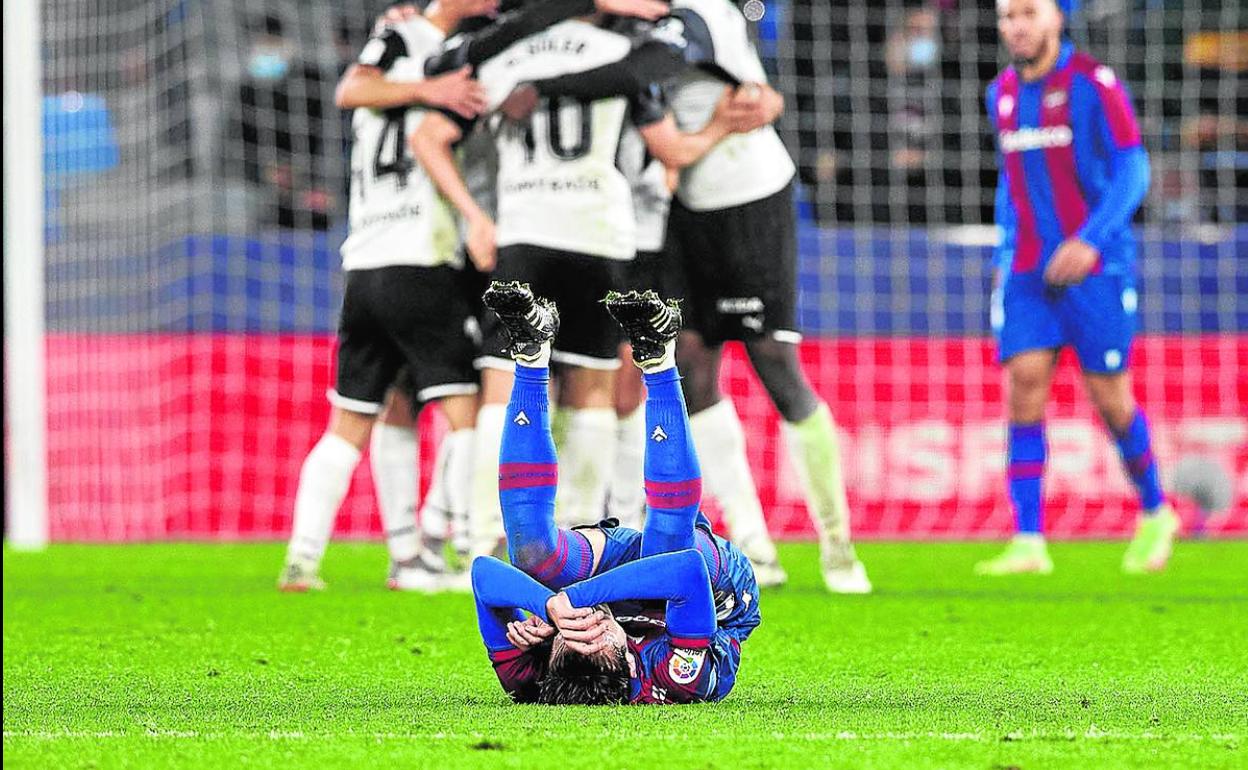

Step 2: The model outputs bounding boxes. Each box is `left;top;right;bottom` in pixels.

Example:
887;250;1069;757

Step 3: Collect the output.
1094;66;1117;87
998;94;1015;118
1043;89;1067;109
668;648;706;685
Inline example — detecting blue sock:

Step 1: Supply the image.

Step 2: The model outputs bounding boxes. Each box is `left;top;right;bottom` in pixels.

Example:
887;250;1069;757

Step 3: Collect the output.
1112;410;1164;513
499;365;592;587
1007;422;1046;535
641;368;702;557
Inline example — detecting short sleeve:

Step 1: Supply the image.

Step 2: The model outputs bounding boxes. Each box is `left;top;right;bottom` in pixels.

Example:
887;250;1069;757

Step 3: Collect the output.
666;8;715;66
357;28;407;72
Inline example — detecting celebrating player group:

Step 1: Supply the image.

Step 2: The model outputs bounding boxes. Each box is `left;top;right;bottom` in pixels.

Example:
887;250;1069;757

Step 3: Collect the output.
276;0;1180;702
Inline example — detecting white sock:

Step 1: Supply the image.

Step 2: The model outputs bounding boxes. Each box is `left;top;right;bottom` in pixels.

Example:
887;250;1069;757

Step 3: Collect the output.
418;431;455;551
689;399;778;565
554;407;617;527
607;405;646;528
780;401;853;547
469;404;507;559
423;428;475;556
286;433;361;567
370;422;420;564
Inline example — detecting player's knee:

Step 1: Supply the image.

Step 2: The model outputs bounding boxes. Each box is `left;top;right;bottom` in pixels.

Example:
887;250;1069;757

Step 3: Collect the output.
506;541;554;578
1085;374;1136;433
328;408;376;450
745;338;817;422
469;556;497;592
676;337;720;413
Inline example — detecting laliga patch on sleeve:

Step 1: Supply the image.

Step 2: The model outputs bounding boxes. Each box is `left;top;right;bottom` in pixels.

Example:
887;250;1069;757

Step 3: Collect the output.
668;647;708;685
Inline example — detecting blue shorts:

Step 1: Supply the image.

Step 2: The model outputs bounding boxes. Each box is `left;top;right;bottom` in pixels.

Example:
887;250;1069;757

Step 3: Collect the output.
992;271;1138;373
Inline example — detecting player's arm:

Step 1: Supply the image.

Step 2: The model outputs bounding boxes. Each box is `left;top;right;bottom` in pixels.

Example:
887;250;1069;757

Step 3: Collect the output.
409;111;496;271
986;86;1016;284
471;557;562;702
639;88;746;171
424;0;668;76
552;549;716;644
1047;70;1150;285
1074;70;1150;255
335;27;487;117
992;172;1016;286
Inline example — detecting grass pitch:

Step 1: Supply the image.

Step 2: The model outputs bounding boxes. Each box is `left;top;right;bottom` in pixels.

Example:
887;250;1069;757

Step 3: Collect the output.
4;541;1246;769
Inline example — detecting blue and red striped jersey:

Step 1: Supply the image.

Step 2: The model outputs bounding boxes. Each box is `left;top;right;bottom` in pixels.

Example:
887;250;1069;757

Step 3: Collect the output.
987;41;1150;275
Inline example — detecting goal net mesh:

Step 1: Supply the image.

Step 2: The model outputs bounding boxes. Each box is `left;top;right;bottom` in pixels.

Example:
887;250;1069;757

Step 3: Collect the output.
37;0;1246;540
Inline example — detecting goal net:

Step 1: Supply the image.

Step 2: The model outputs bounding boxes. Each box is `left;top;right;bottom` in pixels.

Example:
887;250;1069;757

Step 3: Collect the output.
18;0;1246;542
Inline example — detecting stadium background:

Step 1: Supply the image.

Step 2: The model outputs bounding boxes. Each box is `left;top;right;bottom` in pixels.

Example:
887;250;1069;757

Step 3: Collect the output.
30;0;1246;542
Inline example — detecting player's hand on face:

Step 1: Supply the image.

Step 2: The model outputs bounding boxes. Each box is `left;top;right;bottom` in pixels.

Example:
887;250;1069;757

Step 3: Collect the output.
466;214;496;272
499;84;539;123
1044;238;1099;287
506;616;554;651
376;3;419;32
423;67;488;119
594;0;669;21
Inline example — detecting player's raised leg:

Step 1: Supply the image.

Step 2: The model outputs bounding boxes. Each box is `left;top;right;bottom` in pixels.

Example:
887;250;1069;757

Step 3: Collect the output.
605;290;702;557
976;349;1056;575
485;281;595;588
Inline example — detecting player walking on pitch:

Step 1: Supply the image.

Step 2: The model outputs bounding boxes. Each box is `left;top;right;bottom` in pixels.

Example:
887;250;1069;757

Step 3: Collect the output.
278;0;497;592
977;0;1179;575
471;282;759;704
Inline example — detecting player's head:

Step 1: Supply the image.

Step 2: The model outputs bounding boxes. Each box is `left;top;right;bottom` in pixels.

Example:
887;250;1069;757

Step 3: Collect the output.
537;605;631;705
996;0;1065;68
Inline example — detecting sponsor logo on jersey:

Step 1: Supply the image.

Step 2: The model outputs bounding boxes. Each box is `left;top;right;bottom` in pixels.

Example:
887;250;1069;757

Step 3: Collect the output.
668;648;707;685
999;125;1073;153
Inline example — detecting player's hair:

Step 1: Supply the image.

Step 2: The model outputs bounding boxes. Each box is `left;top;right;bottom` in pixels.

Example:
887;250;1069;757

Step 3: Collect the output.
537;645;630;706
536;604;630;706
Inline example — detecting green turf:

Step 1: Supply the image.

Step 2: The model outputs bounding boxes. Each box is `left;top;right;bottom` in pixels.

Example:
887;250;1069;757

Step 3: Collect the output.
4;541;1246;769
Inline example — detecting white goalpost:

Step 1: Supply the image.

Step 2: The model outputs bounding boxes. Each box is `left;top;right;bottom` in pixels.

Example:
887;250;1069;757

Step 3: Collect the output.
3;0;49;549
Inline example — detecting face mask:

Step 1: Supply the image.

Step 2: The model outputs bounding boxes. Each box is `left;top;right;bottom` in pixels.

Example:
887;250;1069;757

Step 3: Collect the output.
248;52;289;81
907;37;938;69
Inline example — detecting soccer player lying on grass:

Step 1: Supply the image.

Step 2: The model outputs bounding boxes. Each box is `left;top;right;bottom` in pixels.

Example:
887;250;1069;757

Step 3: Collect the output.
470;283;760;704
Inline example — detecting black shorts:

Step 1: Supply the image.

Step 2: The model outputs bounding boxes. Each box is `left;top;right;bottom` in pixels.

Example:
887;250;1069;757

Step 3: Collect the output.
666;182;800;346
481;244;625;370
619;248;669;294
332;265;479;413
